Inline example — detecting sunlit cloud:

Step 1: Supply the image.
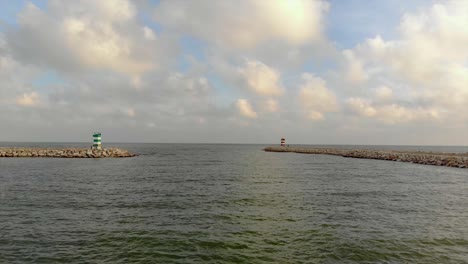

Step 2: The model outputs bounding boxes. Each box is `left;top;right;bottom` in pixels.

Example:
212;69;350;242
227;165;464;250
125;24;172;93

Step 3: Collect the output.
0;0;466;144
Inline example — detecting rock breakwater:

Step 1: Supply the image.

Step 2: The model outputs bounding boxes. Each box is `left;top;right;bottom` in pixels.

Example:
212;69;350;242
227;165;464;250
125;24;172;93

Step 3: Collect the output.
0;147;137;158
264;146;468;168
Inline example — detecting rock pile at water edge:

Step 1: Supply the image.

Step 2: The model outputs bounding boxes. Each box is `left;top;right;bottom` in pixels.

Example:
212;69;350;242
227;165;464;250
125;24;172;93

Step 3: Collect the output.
264;146;468;168
0;148;137;158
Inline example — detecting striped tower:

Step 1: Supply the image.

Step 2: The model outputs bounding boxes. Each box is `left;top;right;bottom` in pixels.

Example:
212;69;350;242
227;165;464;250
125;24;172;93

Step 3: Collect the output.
281;138;286;147
93;132;102;150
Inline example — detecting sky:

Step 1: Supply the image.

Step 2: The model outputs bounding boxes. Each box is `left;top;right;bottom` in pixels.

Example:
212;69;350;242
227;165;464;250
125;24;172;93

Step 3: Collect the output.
0;0;467;145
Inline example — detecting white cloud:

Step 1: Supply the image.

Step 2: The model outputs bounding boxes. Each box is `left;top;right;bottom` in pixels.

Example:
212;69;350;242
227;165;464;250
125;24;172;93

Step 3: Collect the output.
143;26;156;40
347;97;440;124
374;86;393;101
16;92;40;107
166;73;211;96
153;0;329;49
307;111;324;121
239;60;283;97
261;99;280;113
368;1;468;83
8;1;176;80
0;1;466;144
299;73;338;120
347;97;376;117
0;45;43;106
235;99;257;119
92;0;136;21
342;49;368;84
343;0;468;123
374;104;440;124
62;17;152;76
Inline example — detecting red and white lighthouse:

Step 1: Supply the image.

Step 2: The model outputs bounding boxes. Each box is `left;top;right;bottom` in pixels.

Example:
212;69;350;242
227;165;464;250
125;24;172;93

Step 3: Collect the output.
281;138;286;147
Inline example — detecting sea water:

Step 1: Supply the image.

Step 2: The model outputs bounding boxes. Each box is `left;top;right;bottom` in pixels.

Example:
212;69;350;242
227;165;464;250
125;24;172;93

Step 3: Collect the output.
1;143;467;263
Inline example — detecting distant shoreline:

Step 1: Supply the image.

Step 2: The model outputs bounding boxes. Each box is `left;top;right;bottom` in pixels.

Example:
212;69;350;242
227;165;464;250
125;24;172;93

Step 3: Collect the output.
0;147;137;158
264;146;468;168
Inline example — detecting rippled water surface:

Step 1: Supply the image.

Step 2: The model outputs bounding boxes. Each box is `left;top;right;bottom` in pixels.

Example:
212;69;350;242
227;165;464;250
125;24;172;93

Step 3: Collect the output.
1;143;467;263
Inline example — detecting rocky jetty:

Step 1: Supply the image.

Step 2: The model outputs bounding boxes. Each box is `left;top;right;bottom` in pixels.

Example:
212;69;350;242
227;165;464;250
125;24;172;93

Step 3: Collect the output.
264;146;468;168
0;147;137;158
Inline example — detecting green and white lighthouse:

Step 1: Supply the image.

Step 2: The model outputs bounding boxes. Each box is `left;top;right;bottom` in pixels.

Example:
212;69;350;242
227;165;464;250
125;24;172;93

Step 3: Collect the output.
93;132;102;150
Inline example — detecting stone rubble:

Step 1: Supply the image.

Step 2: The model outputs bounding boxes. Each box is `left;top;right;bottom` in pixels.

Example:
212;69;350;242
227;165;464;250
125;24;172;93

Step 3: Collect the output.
0;148;137;158
264;146;468;169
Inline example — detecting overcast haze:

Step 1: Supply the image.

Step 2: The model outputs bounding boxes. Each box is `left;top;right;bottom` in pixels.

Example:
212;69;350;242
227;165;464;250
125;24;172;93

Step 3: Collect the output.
0;0;467;145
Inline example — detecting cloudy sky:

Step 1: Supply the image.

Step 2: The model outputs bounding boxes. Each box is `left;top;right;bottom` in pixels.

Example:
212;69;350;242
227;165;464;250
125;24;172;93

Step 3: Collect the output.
0;0;467;145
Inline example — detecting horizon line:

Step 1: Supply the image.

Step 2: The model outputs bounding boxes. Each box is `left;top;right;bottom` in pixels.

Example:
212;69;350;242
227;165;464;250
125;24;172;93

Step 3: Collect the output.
0;141;467;147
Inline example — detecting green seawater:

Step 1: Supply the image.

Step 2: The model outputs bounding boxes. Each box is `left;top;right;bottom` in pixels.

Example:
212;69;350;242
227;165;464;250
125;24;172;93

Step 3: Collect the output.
1;143;467;263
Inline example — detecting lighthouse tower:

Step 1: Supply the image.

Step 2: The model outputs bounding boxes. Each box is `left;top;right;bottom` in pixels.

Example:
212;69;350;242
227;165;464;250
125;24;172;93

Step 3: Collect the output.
281;138;286;147
93;132;102;150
